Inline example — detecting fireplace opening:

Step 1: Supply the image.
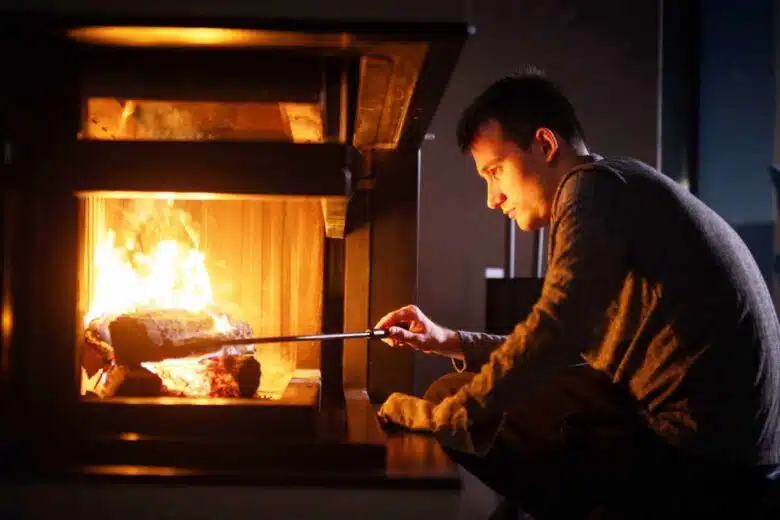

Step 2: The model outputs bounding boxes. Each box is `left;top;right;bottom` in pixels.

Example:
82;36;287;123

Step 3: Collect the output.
77;193;325;401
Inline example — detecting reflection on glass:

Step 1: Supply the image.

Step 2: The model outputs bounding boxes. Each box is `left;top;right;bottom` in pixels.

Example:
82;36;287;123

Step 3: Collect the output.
83;98;324;143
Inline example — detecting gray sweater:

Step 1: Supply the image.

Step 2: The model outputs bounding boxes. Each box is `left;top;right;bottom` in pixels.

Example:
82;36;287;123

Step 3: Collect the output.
438;155;780;467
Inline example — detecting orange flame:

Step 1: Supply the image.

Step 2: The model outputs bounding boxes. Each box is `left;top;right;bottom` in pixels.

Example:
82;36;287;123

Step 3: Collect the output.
85;200;243;397
84;200;231;334
84;231;217;325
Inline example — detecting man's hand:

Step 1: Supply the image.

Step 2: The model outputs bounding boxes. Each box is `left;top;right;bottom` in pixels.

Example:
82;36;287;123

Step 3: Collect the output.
374;305;463;359
377;392;435;432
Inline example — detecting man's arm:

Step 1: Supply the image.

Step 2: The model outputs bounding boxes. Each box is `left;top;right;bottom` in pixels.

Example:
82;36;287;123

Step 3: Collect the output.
432;167;630;454
457;331;508;370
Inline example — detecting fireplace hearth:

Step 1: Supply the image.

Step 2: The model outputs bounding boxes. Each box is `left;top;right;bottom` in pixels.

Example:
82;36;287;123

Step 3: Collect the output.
0;11;469;480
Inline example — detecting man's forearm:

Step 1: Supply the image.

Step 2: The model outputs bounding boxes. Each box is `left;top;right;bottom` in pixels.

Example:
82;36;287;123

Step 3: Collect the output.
456;330;508;369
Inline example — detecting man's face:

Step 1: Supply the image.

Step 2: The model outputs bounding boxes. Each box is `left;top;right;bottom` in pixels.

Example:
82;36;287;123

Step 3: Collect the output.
470;120;557;231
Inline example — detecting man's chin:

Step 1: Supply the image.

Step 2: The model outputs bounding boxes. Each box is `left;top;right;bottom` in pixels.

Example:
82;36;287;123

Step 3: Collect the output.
514;215;543;232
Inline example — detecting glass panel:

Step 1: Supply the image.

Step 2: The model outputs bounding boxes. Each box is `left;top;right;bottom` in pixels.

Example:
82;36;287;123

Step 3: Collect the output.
77;193;324;400
354;48;429;149
83;98;325;143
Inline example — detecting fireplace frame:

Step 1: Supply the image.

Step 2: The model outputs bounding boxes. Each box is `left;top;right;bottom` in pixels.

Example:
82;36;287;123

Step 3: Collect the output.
0;12;468;471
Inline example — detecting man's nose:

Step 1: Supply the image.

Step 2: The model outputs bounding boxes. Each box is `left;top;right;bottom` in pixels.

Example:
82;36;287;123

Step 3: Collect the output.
487;182;506;210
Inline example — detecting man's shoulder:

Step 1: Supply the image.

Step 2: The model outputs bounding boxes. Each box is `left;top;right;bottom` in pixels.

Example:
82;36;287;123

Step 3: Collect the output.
554;155;676;209
552;156;634;214
578;155;658;178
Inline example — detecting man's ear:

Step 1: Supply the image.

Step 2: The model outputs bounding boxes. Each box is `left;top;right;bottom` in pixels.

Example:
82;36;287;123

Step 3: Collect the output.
535;128;559;164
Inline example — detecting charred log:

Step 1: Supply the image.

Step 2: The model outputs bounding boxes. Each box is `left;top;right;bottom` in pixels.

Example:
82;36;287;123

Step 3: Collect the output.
94;355;262;399
82;317;117;377
100;309;252;365
83;309;262;398
93;365;167;398
193;354;262;398
228;355;262;398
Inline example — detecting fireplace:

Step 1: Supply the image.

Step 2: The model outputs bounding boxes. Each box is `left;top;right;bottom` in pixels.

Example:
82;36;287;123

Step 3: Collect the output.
79;193;320;399
0;13;468;472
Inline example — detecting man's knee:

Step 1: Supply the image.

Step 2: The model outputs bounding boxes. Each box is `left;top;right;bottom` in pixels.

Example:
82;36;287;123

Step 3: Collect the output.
423;371;476;404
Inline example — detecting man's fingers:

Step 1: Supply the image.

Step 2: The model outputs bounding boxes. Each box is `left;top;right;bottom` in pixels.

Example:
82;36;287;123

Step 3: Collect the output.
374;311;397;330
375;305;428;349
380;325;424;348
374;305;419;329
388;325;423;345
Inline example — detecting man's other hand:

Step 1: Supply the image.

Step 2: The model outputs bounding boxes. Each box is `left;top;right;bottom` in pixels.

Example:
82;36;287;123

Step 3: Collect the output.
377;392;435;432
374;305;462;359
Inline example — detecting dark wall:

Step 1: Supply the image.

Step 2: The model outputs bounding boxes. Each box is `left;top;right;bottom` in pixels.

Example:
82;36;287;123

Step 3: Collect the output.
776;0;780;170
774;0;780;311
414;0;660;395
697;0;776;287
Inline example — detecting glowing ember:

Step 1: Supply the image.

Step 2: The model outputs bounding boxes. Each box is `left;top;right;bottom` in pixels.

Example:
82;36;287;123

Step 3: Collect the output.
140;354;260;398
145;356;211;395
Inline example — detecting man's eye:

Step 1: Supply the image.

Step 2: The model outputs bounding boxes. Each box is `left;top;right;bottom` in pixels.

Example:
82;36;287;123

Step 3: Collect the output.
490;167;502;176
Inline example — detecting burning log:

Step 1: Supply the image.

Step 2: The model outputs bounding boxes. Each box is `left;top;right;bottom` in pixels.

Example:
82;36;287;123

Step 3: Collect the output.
91;355;261;398
149;354;262;398
92;365;166;398
224;355;263;398
83;309;262;398
85;309;252;366
83;325;115;378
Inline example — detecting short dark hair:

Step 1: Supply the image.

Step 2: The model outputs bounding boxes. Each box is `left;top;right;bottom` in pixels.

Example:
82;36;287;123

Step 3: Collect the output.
456;67;586;153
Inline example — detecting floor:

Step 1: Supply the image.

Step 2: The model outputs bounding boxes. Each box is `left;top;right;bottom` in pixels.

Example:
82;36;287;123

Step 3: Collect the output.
457;466;505;520
0;464;523;520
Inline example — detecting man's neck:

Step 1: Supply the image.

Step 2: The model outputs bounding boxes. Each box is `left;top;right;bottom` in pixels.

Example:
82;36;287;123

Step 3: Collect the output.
556;144;592;173
547;144;594;199
560;143;595;175
572;141;592;161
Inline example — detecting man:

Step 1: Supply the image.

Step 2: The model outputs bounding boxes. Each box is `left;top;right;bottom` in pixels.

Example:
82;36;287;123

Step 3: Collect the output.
375;69;780;519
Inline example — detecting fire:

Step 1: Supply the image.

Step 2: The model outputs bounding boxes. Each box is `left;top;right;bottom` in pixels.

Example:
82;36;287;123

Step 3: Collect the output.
84;199;229;333
84;232;217;326
85;199;242;397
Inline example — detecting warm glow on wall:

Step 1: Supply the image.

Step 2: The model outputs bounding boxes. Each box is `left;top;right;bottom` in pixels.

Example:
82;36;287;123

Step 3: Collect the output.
67;26;273;48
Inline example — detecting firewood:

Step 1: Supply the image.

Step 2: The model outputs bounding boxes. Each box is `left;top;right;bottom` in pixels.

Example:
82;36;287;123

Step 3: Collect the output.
84;310;261;398
138;354;261;398
93;365;166;398
106;309;253;365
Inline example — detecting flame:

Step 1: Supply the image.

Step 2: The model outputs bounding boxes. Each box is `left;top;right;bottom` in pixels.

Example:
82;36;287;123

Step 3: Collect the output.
83;199;268;399
84;231;215;325
84;200;230;334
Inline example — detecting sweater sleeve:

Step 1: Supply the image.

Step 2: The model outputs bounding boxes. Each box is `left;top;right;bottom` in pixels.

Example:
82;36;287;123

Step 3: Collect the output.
456;330;508;371
433;167;630;455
